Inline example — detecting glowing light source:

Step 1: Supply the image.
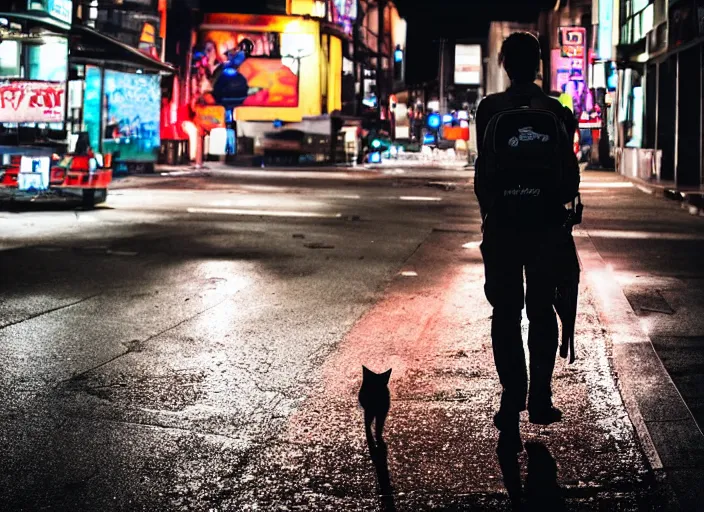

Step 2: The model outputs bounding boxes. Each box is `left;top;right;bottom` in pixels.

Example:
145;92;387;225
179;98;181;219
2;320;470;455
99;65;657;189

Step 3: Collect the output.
427;113;441;129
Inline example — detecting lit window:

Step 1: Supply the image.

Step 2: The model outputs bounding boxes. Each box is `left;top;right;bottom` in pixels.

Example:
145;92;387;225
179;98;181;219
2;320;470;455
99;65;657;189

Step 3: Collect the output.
642;4;654;34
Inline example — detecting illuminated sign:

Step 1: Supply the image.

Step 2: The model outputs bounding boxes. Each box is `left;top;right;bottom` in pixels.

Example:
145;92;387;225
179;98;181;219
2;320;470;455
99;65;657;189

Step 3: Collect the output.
194;105;226;132
559;27;587;81
454;44;482;85
19;156;50;191
598;0;613;60
27;0;72;25
328;0;357;36
195;30;300;109
0;80;65;123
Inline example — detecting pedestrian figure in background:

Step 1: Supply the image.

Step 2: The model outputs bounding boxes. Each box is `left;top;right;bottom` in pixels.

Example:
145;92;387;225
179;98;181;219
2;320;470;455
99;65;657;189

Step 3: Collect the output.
474;32;581;451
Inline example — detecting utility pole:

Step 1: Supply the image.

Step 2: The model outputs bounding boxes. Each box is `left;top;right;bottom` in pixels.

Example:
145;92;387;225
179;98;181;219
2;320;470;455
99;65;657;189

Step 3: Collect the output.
439;38;446;114
376;0;386;121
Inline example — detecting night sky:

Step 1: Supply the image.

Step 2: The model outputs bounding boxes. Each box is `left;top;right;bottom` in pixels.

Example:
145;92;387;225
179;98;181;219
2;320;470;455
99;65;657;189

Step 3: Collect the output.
396;0;556;83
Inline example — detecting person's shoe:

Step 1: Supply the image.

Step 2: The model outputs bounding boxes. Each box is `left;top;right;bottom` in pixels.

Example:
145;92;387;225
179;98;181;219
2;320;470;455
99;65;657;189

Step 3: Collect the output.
528;405;563;426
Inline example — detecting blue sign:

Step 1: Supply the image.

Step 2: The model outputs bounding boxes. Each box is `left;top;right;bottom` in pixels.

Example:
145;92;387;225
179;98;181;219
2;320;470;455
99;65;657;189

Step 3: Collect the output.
598;0;613;60
27;0;72;25
427;113;441;129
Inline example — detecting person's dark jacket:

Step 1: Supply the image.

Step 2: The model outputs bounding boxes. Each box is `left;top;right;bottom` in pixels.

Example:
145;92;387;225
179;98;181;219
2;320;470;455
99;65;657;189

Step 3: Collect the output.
474;83;580;221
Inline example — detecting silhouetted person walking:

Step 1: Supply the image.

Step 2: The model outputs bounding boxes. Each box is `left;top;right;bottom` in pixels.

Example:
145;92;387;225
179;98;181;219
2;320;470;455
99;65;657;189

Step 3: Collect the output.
474;32;580;450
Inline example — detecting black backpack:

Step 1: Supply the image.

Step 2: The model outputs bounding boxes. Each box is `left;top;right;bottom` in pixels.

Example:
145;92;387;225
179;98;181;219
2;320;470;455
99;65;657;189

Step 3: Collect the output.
478;96;571;226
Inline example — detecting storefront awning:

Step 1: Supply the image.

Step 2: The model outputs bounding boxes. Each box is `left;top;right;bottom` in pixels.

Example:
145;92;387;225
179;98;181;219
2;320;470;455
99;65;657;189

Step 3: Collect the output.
0;12;70;32
70;25;174;75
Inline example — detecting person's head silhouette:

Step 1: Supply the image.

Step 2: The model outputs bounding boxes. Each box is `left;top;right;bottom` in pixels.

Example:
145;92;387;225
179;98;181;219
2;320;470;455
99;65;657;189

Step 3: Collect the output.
499;32;541;85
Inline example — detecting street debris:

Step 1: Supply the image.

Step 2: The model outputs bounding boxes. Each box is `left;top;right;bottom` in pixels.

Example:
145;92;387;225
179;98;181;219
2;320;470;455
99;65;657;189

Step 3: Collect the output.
304;242;335;249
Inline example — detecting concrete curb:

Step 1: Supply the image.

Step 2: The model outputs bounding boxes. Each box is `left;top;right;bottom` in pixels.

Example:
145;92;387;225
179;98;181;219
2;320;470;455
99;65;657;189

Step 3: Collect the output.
619;175;704;217
575;229;704;507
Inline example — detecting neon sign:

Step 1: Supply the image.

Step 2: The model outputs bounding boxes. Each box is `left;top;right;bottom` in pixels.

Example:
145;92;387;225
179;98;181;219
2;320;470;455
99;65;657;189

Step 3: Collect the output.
560;27;587;81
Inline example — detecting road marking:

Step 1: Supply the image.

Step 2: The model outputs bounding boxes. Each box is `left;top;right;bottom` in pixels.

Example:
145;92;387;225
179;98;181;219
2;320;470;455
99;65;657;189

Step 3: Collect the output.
317;194;362;199
187;207;343;219
398;196;443;202
580;181;634;188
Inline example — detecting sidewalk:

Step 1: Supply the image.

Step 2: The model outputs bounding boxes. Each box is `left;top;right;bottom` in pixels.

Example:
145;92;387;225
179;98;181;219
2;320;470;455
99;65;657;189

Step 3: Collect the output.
578;170;704;509
217;228;668;510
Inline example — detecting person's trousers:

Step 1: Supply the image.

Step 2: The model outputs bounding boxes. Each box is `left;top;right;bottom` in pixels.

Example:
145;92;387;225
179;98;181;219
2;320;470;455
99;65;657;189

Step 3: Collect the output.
481;227;560;414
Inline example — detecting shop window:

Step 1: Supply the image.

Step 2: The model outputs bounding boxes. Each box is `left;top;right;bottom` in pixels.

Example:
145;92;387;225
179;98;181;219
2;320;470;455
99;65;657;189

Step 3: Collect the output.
0;41;20;78
27;38;68;81
633;0;649;13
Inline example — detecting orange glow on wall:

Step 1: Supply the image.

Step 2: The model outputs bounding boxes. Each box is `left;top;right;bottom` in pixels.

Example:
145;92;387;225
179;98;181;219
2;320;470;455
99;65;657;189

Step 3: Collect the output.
240;59;298;107
202;13;313;33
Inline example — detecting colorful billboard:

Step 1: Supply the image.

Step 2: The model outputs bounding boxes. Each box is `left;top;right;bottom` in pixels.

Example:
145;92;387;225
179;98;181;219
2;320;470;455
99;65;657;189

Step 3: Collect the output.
0;80;65;123
102;71;161;162
597;0;614;60
454;44;482;85
193;30;300;110
328;0;357;35
559;27;587;81
27;0;72;25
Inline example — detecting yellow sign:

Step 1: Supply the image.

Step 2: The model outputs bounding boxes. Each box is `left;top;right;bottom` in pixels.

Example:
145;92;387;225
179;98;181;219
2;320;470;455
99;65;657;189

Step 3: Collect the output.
194;105;226;133
140;23;156;45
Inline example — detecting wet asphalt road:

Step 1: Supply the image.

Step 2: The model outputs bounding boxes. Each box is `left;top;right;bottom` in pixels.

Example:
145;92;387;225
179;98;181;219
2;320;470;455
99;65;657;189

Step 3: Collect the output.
0;168;678;510
0;169;477;510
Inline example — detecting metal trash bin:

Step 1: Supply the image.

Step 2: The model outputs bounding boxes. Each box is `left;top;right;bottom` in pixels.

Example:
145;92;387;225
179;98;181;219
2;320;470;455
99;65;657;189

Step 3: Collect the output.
160;140;190;165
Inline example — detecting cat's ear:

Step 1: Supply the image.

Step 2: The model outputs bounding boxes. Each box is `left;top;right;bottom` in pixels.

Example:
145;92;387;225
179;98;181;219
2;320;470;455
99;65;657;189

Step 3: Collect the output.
362;365;372;377
382;368;392;383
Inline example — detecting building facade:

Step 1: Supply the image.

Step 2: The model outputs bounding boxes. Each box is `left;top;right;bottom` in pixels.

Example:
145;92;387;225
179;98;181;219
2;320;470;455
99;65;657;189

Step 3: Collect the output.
614;0;704;188
0;0;172;173
162;0;407;161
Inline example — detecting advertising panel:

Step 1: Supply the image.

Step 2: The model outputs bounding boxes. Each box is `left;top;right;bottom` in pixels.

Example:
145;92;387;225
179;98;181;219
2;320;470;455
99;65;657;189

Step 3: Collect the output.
328;0;357;36
83;66;102;152
102;71;161;162
0;80;65;123
18;156;50;191
27;0;72;25
193;30;300;110
598;0;614;60
559;27;587;81
454;44;482;85
550;49;572;93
